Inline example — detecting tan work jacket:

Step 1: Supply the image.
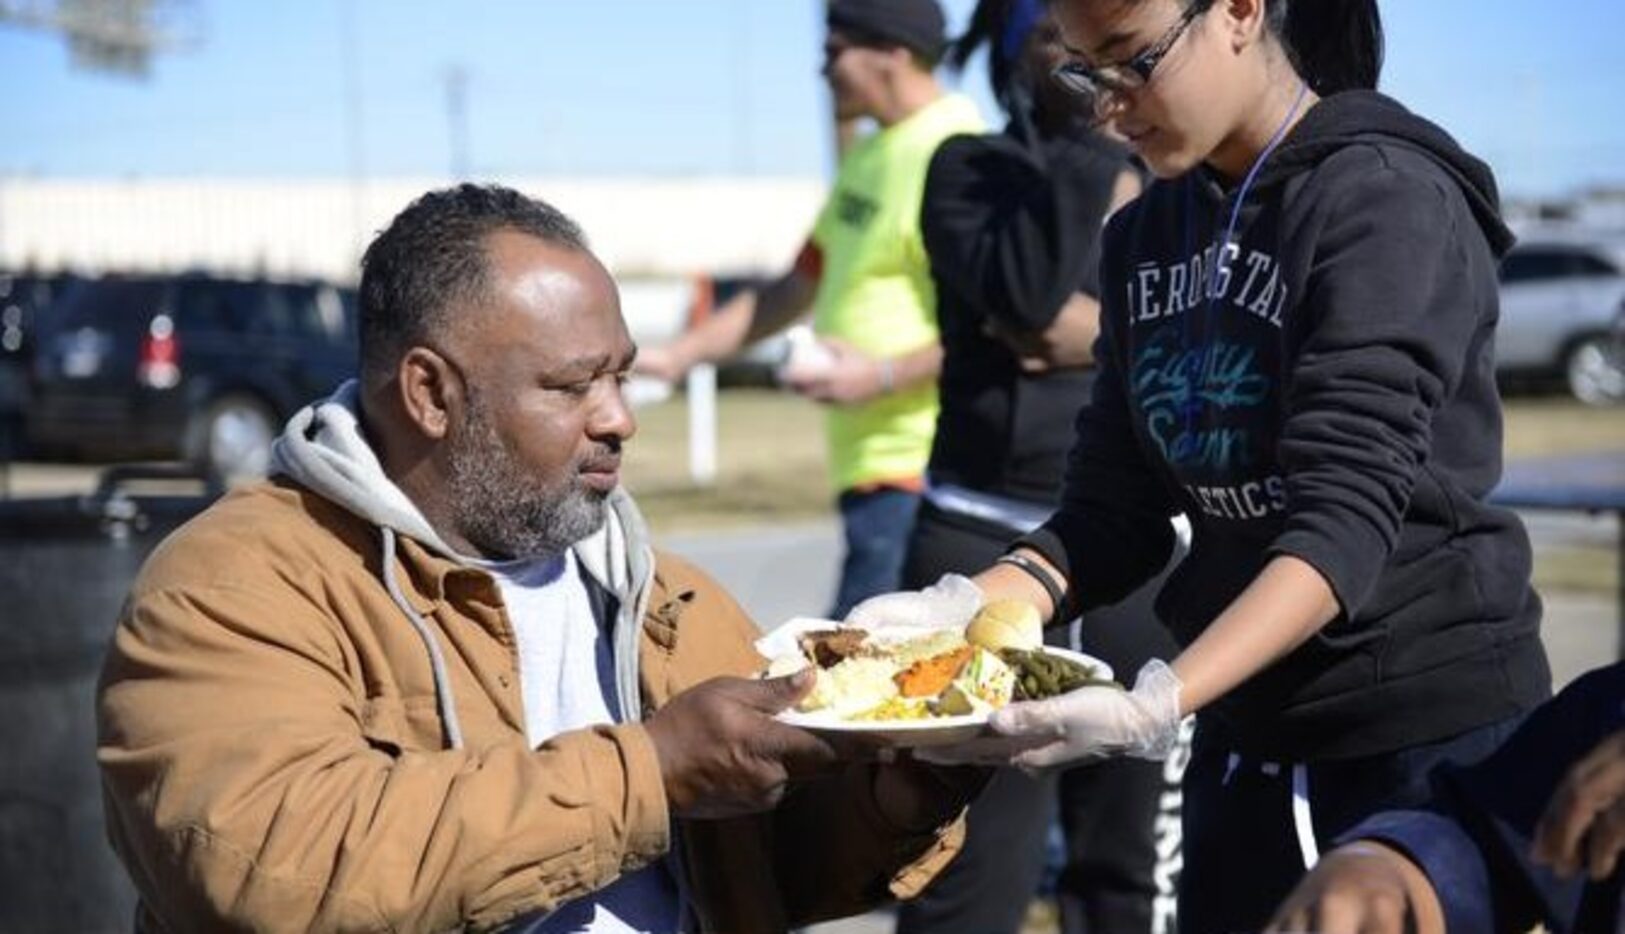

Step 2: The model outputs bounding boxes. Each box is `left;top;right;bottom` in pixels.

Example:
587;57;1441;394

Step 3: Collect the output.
97;480;963;933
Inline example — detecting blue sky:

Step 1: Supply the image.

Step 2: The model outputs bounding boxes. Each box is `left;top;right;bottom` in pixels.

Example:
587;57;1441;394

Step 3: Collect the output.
3;1;1623;197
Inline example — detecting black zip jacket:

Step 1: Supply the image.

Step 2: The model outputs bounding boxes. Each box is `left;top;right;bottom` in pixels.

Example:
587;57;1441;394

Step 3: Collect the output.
1018;91;1550;760
921;118;1131;504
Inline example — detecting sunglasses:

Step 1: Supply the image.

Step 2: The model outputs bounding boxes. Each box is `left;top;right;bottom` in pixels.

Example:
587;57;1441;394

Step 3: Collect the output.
1051;3;1204;100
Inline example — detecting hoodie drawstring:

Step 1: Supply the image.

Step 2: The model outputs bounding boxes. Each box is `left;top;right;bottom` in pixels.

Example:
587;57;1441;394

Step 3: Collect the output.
1290;763;1319;869
380;526;465;750
1218;749;1321;871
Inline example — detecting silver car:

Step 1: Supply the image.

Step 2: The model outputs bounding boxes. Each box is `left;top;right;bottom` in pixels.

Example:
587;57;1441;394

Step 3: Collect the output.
1497;234;1625;404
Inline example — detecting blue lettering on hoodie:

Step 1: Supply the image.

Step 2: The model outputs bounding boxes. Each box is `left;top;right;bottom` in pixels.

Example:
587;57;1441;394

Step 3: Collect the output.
1134;328;1267;470
1126;243;1292;522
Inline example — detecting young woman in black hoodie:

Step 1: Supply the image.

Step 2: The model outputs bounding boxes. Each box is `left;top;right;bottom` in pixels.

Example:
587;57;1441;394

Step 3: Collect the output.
898;2;1181;931
849;0;1552;928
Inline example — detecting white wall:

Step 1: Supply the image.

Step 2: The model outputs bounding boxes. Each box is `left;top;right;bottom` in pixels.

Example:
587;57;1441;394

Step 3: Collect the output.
0;176;826;282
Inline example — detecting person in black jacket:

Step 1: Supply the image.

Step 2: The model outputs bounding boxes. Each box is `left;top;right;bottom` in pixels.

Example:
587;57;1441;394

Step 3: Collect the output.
849;1;1552;930
1268;663;1623;934
895;2;1183;932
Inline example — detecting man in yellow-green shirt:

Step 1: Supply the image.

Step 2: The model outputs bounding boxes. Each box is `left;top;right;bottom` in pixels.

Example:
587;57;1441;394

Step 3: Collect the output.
637;0;982;616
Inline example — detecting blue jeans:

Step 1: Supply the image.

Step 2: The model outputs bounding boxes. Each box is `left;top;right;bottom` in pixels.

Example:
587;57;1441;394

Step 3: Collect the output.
829;487;920;619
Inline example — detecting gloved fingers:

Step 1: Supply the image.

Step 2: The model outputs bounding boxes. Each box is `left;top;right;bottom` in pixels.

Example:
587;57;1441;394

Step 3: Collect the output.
843;594;924;629
843;574;983;630
1012;739;1115;772
988;689;1118;738
929;573;984;610
988;697;1061;736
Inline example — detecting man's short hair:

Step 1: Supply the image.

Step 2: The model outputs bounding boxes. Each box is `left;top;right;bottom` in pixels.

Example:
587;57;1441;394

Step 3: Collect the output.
358;183;588;383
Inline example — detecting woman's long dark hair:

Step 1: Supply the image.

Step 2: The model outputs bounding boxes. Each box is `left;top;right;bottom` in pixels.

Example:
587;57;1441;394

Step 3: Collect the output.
1265;0;1384;94
946;0;1039;115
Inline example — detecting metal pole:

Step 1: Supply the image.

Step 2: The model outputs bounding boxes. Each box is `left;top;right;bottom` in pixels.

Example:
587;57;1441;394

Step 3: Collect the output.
443;63;470;180
732;0;750;175
687;364;717;486
340;0;366;262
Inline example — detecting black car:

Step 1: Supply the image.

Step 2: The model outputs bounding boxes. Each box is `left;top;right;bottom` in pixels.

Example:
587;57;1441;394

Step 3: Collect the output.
1;270;81;459
29;273;357;479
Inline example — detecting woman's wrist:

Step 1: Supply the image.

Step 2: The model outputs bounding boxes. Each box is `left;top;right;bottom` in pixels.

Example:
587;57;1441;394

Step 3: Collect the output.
974;550;1066;623
993;552;1068;625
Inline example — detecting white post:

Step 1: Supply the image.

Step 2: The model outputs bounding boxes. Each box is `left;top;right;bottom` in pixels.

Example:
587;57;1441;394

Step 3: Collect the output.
686;363;718;486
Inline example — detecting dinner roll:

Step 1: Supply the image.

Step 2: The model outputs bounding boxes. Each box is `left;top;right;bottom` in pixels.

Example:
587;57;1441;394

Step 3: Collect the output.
965;599;1043;652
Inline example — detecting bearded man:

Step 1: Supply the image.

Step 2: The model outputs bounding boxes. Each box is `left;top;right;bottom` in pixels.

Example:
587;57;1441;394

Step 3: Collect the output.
96;184;977;934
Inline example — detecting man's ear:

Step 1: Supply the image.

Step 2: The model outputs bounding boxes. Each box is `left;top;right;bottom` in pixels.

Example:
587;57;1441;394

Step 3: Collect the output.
884;44;918;75
397;346;459;440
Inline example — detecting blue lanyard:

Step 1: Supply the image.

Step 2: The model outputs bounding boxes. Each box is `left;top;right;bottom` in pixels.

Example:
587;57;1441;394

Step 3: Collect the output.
1182;81;1309;436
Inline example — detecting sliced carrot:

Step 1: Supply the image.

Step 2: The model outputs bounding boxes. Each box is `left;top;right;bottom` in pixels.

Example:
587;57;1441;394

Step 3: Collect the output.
894;646;975;698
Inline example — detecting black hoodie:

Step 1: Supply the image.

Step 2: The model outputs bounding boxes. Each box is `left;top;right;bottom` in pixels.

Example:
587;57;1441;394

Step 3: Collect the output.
1018;91;1551;761
921;114;1132;504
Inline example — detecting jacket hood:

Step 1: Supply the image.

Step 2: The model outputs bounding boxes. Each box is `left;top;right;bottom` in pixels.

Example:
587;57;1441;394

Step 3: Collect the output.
270;379;645;600
271;380;656;753
1256;90;1516;257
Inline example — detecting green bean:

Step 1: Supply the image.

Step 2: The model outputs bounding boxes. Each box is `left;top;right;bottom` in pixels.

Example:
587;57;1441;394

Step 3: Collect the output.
1000;648;1120;699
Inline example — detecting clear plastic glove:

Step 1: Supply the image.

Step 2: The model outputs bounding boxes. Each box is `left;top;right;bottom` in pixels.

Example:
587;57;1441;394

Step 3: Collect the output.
844;573;983;630
918;660;1184;768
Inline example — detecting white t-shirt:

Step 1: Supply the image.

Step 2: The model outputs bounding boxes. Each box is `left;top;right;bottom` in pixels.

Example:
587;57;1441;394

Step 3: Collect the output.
480;552;680;934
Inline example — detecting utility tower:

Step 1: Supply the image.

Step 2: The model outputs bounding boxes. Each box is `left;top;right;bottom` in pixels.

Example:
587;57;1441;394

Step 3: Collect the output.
0;0;198;77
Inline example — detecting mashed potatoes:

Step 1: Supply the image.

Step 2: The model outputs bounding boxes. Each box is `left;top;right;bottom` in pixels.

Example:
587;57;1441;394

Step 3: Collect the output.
778;626;1016;720
803;655;900;717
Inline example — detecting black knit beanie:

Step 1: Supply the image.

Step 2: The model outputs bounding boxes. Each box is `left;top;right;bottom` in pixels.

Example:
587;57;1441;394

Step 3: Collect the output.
827;0;948;62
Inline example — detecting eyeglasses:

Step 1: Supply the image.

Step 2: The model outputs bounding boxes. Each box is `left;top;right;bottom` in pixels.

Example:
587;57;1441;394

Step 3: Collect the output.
1051;3;1204;100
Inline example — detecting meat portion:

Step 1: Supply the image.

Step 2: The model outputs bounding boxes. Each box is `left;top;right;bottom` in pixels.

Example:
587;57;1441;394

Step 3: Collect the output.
798;628;870;669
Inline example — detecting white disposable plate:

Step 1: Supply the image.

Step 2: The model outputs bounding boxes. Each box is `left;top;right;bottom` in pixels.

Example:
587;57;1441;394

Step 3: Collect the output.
756;618;1113;748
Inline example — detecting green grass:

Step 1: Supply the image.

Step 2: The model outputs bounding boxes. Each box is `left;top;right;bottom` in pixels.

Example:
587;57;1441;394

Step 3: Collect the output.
1503;395;1625;457
1500;397;1623;596
625;389;1622;597
1534;545;1616;594
622;389;834;535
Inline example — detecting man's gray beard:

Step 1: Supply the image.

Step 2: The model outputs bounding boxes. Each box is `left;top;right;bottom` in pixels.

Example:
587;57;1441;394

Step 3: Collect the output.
444;392;607;560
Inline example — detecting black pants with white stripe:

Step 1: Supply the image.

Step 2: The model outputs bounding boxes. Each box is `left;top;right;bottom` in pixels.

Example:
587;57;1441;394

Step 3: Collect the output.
897;500;1184;934
1178;714;1524;934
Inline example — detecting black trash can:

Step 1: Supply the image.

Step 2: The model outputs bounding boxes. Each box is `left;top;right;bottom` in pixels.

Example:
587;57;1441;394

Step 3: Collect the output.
0;465;221;933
